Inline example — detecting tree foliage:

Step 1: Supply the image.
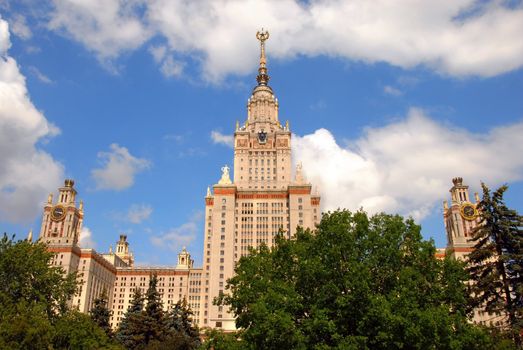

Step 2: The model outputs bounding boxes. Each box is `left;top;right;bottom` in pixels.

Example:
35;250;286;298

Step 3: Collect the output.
467;184;523;343
116;288;147;349
199;329;244;350
165;298;201;349
143;274;166;345
53;310;122;349
90;287;113;337
218;210;498;349
116;274;201;349
0;234;77;320
0;234;119;349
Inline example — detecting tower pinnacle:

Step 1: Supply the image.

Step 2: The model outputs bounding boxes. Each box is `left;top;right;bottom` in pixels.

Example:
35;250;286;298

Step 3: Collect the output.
256;29;270;86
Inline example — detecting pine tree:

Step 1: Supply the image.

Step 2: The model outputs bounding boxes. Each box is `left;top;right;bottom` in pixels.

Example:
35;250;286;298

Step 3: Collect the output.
116;288;146;349
165;298;201;349
142;274;167;345
90;287;112;337
467;183;523;344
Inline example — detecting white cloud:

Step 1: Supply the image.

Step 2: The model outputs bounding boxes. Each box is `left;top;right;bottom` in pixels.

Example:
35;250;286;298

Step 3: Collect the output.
44;1;523;81
9;14;31;40
0;18;10;55
48;0;151;69
126;203;153;224
150;211;203;252
211;130;234;147
293;108;523;221
91;143;150;191
149;45;184;78
79;226;96;248
0;17;64;223
28;66;53;84
383;85;402;96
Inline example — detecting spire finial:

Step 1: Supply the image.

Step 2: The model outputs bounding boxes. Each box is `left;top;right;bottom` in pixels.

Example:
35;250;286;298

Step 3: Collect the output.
256;29;270;86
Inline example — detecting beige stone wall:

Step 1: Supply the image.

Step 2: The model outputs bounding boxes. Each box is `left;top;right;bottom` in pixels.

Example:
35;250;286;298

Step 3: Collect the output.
443;178;506;327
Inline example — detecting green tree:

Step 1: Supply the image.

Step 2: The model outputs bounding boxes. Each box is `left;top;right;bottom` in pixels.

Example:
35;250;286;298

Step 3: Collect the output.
467;184;523;344
165;298;201;349
142;274;168;345
218;210;497;349
116;288;147;349
90;287;113;337
0;234;120;349
199;329;244;350
0;234;77;320
53;310;122;349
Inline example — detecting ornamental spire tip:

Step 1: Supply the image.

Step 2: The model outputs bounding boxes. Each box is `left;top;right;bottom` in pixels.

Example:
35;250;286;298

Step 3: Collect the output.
256;29;270;86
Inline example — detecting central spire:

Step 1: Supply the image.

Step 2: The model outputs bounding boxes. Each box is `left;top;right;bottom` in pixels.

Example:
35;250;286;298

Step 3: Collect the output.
256;29;270;86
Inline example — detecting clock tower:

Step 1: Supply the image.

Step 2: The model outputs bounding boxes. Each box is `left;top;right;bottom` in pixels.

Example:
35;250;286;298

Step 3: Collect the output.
443;177;480;259
39;179;84;247
200;30;321;330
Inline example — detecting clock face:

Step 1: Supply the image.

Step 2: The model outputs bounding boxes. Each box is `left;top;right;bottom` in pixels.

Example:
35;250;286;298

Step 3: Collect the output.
258;130;267;144
460;203;477;221
51;205;66;221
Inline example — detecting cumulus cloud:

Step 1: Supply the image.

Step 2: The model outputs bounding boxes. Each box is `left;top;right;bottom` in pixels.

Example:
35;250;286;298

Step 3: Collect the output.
48;0;151;69
383;85;402;96
293;108;523;221
149;45;184;78
0;17;64;223
79;226;96;248
150;211;203;251
9;14;31;40
91;143;150;191
211;130;234;147
42;1;523;80
126;203;153;224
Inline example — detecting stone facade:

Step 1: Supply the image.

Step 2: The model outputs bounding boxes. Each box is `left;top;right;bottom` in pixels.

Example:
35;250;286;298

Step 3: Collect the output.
443;177;506;328
37;32;320;331
38;179;202;329
199;31;321;329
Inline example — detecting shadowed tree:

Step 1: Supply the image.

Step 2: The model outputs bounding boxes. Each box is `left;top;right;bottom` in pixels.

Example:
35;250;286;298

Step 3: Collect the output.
467;183;523;345
90;287;112;337
116;288;146;349
164;298;201;349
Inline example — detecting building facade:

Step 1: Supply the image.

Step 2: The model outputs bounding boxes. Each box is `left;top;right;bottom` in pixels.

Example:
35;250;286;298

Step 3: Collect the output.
443;177;505;327
38;179;202;329
38;30;319;331
199;30;321;330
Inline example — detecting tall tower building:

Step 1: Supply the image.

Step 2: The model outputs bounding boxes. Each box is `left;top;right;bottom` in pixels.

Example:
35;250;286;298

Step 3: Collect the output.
443;177;480;259
38;179;84;274
200;30;321;330
443;178;506;327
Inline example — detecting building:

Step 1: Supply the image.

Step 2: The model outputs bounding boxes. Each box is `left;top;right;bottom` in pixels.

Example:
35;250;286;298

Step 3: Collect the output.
443;177;505;327
199;29;321;330
37;30;319;331
38;179;202;329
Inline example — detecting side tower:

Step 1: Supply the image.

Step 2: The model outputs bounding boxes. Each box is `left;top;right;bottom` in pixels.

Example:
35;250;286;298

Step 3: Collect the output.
38;179;83;274
115;234;134;267
200;30;321;330
443;177;480;259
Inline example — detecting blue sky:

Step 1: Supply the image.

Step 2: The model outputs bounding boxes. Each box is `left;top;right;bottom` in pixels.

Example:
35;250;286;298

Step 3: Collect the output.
1;1;522;266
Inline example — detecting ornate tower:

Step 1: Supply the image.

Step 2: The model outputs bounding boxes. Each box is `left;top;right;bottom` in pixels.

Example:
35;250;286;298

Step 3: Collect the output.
115;234;134;267
200;30;321;330
176;247;193;269
38;179;83;275
38;179;83;247
443;177;480;259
